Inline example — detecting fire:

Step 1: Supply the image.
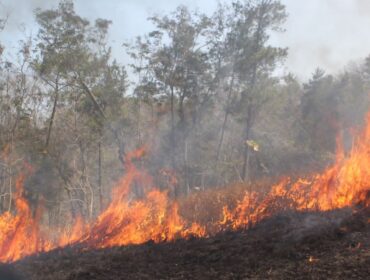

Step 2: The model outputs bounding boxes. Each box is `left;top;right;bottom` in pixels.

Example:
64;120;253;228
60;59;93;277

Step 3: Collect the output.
0;147;205;262
220;113;370;228
0;174;51;262
81;147;205;248
0;113;369;263
308;256;319;263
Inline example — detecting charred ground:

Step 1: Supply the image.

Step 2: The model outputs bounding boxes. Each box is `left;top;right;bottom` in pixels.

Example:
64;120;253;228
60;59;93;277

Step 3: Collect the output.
13;207;369;280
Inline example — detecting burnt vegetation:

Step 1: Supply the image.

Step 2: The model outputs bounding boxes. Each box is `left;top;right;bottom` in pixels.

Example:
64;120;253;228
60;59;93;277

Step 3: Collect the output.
0;0;369;279
14;208;370;279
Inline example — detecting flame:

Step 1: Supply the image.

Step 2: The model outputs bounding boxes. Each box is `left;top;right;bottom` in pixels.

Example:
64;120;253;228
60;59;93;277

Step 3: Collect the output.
221;113;370;228
0;147;205;262
0;174;51;261
308;256;319;263
0;113;370;262
80;147;205;248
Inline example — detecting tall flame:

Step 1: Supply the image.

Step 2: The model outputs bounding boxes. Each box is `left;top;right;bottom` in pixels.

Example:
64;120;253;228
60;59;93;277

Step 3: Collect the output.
0;113;369;263
0;174;52;261
221;113;370;228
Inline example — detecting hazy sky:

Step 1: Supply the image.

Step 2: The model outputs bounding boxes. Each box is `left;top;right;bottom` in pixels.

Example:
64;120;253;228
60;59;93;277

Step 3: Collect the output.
1;0;370;80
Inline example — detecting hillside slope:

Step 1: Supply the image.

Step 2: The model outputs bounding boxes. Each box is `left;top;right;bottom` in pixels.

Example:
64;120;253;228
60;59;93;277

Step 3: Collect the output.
12;208;369;280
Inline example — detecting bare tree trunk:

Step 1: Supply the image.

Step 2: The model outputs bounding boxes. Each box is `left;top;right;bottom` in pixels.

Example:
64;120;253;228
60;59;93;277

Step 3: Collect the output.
45;77;59;150
7;155;12;212
8;125;15;212
178;93;186;126
55;164;77;219
78;140;91;219
170;85;175;166
184;139;189;195
137;98;142;145
241;107;253;182
170;86;175;139
136;61;143;146
241;129;251;181
216;110;229;162
98;141;103;212
216;75;234;161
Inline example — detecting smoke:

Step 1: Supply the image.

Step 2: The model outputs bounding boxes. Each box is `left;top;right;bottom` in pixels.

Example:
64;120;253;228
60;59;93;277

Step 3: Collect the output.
284;209;351;243
354;0;370;16
272;0;370;79
0;0;59;60
1;0;369;80
0;0;59;31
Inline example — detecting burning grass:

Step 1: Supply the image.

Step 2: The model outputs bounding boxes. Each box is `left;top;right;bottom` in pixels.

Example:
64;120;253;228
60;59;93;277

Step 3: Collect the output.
1;113;370;263
14;207;370;280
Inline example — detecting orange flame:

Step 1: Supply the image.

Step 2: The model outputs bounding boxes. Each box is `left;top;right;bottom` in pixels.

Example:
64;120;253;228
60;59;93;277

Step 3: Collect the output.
0;173;50;261
220;113;370;228
0;113;370;262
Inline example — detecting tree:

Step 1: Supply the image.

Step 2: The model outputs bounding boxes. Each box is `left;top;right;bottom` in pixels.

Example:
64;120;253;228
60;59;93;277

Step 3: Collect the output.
33;0;127;218
34;0;90;150
128;6;212;193
209;1;287;181
299;68;339;158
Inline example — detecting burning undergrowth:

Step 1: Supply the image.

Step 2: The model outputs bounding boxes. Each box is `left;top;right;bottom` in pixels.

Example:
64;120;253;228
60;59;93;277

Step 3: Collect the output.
13;207;370;280
0;112;370;264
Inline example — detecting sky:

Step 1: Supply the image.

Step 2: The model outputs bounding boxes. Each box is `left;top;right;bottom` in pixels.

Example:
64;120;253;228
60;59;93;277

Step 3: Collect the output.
1;0;370;80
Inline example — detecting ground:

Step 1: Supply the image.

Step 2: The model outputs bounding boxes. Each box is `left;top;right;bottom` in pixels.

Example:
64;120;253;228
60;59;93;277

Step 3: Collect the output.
8;207;370;280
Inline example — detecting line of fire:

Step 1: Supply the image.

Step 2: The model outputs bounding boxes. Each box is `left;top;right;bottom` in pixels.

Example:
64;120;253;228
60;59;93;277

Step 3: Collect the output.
0;1;369;279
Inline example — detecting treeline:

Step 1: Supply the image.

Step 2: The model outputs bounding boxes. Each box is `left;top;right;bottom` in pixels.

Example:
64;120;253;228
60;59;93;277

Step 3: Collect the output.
0;0;369;224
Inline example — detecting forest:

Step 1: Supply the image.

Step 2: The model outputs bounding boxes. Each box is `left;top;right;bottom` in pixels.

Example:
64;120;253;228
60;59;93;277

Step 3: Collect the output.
0;0;369;231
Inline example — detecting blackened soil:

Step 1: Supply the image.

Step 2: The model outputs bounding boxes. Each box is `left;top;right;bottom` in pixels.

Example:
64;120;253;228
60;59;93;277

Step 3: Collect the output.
12;208;370;280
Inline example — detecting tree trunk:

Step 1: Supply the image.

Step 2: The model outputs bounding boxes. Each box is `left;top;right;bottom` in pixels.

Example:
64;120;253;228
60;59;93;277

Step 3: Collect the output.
170;85;175;166
170;86;175;137
240;3;266;181
241;107;253;181
98;141;103;212
136;61;143;146
184;139;189;195
216;110;229;162
241;126;251;181
178;92;186;127
137;98;142;145
78;140;88;218
216;75;235;161
79;77;125;164
55;163;78;219
45;77;59;150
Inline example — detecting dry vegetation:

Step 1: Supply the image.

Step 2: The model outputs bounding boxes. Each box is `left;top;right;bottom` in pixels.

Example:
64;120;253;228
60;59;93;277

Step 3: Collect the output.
0;0;369;278
12;207;370;280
